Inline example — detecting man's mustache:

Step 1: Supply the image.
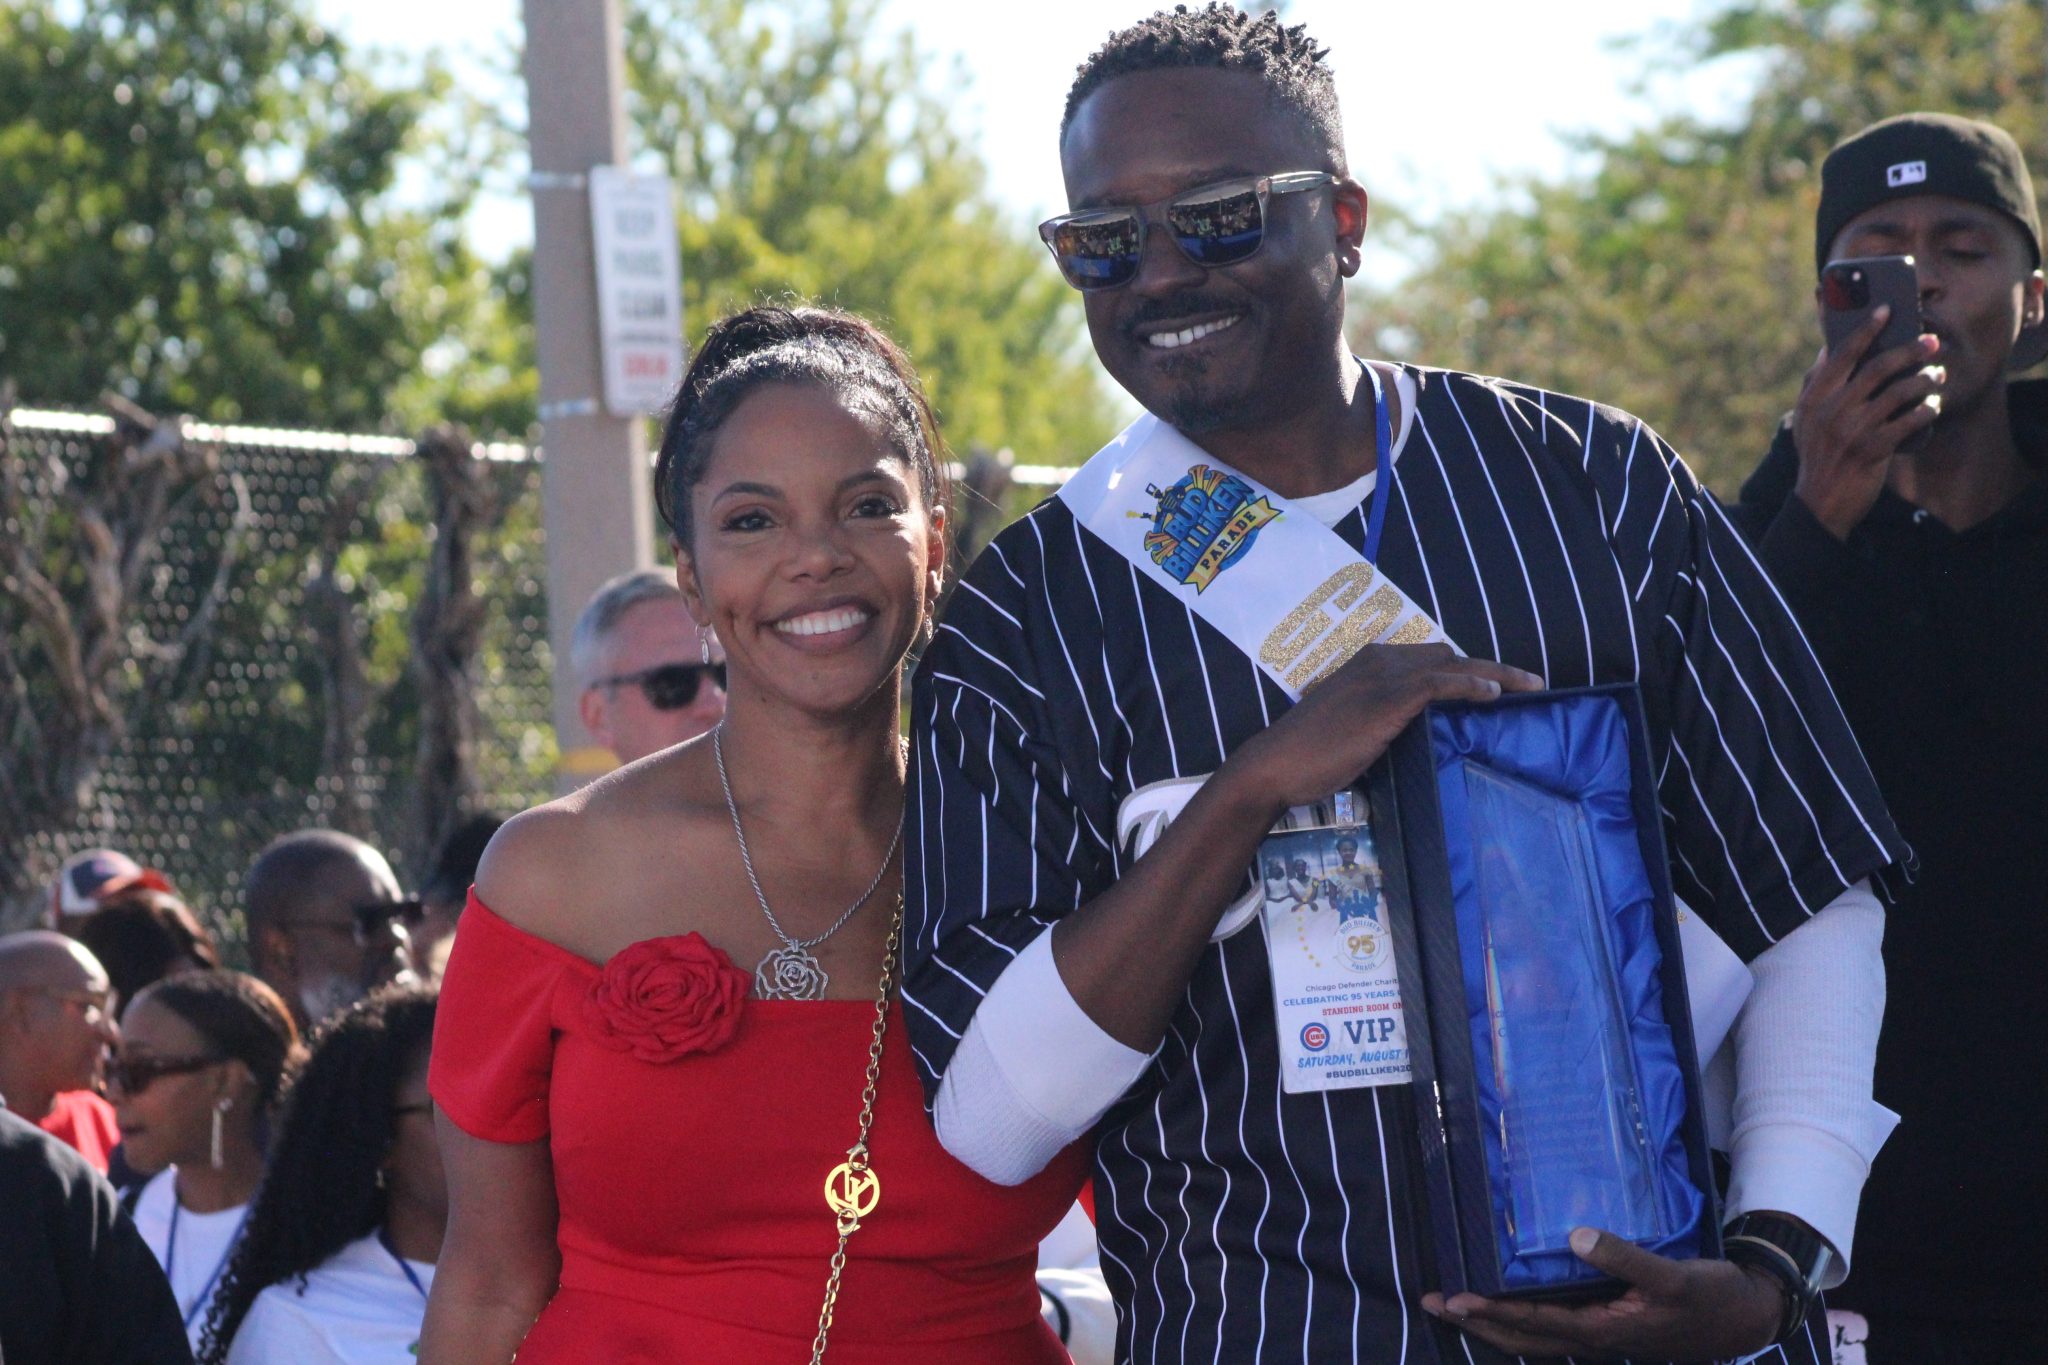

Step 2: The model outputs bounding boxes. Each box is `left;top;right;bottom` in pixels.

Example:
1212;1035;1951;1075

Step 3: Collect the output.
1122;292;1246;336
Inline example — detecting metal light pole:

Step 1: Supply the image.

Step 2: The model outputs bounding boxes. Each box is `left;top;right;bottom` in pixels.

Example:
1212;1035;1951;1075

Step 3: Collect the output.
522;0;656;789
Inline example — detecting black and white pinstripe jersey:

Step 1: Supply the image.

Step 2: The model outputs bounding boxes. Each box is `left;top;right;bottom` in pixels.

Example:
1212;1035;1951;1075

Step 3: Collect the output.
902;365;1906;1365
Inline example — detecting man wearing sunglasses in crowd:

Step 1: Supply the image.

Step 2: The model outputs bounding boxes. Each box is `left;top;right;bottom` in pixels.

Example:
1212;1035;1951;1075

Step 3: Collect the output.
243;829;419;1030
572;568;727;768
0;931;122;1173
903;6;1901;1364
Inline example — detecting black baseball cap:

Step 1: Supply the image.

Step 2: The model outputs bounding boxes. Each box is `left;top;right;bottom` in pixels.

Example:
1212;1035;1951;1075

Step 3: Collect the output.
1816;113;2041;271
1817;113;2045;368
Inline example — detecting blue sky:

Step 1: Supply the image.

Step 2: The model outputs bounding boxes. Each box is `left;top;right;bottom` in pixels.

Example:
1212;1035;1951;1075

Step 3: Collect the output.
317;0;1758;283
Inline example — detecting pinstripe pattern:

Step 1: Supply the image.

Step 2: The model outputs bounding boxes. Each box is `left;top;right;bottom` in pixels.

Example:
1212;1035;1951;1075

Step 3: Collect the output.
904;366;1903;1364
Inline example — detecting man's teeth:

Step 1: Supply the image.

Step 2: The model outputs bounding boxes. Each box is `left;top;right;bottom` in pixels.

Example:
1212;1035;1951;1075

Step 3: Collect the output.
775;607;871;637
1146;315;1241;349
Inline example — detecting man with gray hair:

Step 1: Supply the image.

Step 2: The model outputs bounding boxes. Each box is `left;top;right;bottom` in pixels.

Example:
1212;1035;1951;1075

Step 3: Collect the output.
571;568;725;767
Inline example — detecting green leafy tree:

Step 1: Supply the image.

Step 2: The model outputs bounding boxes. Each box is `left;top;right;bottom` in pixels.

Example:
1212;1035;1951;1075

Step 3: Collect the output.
1361;0;2047;492
623;0;1115;464
0;0;526;434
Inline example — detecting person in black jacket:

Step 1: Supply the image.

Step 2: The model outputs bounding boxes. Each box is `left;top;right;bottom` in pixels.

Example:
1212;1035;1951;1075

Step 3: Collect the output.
1735;112;2048;1365
0;1107;191;1364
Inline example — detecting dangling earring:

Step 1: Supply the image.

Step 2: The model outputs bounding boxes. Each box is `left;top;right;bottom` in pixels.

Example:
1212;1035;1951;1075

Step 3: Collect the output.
210;1097;232;1169
701;629;715;666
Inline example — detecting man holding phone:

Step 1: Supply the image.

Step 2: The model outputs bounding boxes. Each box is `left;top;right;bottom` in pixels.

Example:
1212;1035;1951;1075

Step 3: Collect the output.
1736;113;2048;1365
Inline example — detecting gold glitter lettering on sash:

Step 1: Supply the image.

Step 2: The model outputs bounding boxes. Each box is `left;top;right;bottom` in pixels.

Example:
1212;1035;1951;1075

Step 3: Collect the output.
1387;616;1437;646
1286;584;1404;692
1261;563;1376;673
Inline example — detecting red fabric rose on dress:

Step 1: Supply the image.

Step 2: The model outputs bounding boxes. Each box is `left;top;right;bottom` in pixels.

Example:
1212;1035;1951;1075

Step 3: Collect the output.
581;933;750;1063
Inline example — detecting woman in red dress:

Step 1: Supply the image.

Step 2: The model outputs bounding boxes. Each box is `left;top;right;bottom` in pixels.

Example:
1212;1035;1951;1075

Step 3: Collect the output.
419;307;1089;1365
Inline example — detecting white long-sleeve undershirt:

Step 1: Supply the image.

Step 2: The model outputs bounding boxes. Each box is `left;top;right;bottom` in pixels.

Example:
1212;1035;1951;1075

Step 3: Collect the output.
934;880;1890;1281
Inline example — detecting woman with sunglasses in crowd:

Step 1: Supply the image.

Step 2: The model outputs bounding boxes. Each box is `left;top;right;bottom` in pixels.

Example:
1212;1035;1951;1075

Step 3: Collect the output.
201;983;441;1365
111;969;300;1353
420;305;1091;1364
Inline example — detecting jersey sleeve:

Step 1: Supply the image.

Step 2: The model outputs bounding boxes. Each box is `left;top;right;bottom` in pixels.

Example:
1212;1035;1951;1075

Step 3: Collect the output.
427;892;567;1144
902;529;1116;1104
1605;416;1909;958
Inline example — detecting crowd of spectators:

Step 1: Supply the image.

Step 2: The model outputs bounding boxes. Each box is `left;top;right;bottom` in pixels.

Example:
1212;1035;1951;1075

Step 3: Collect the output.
0;565;733;1362
0;822;480;1364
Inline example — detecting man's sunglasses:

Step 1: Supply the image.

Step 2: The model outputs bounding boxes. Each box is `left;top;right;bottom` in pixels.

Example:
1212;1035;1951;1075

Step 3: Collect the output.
593;661;727;711
277;899;425;946
1038;172;1336;292
106;1051;222;1095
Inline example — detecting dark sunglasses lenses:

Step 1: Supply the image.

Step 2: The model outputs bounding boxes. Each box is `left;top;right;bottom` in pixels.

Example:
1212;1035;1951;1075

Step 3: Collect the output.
1046;182;1269;290
351;899;425;940
640;662;725;710
1166;182;1266;266
108;1054;217;1093
1047;214;1144;290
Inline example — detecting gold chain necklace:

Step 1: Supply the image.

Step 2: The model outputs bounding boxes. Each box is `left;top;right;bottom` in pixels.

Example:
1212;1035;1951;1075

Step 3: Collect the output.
807;896;903;1364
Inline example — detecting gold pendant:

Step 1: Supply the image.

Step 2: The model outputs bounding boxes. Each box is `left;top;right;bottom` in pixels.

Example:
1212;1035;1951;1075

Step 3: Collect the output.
824;1160;881;1232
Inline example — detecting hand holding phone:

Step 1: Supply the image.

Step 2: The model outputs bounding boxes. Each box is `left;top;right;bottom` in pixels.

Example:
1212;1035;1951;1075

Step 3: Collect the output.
1820;255;1925;370
1793;255;1945;538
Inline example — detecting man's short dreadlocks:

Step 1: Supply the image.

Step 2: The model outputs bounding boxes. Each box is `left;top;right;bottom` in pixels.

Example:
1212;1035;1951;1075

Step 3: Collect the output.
1061;5;1346;173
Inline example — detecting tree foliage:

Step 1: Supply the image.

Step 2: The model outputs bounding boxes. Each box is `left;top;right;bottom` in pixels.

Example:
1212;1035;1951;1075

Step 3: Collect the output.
0;0;525;434
1363;0;2048;492
623;0;1116;464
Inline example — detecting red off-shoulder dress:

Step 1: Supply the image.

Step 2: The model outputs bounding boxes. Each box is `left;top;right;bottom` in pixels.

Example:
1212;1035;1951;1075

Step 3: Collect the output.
430;893;1091;1364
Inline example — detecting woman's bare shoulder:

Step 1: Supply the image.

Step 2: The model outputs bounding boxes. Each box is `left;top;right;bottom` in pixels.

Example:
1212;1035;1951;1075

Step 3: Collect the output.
471;799;599;941
472;751;717;944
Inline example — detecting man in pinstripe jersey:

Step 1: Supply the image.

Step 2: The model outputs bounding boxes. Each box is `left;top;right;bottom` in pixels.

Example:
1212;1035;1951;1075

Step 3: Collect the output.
902;8;1906;1362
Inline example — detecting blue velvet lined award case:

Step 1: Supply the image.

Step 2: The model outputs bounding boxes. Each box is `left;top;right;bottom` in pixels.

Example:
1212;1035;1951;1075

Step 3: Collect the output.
1367;684;1722;1302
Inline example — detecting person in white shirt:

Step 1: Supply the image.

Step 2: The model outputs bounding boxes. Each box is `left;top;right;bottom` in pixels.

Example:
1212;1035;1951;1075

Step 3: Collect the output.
111;970;300;1353
202;985;441;1365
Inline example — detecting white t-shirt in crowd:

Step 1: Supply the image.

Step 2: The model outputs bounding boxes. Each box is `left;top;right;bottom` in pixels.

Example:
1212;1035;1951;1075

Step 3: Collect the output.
225;1232;435;1365
131;1167;251;1352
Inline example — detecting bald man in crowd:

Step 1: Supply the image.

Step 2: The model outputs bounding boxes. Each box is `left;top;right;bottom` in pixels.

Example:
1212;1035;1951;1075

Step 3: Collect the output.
244;830;416;1030
0;932;121;1172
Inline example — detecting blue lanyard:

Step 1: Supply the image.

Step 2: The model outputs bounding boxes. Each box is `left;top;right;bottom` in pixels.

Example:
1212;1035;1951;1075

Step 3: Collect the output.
165;1194;249;1330
1361;360;1397;567
377;1227;430;1300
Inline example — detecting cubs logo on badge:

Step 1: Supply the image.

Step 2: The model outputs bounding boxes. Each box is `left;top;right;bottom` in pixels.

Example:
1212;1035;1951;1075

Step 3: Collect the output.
1138;464;1280;592
1300;1022;1330;1052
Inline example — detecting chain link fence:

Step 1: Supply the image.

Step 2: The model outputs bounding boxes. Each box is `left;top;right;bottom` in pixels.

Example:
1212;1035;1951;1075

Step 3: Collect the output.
3;406;556;949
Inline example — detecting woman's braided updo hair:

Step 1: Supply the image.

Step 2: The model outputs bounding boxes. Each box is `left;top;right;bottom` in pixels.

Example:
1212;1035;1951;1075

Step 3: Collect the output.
653;304;950;546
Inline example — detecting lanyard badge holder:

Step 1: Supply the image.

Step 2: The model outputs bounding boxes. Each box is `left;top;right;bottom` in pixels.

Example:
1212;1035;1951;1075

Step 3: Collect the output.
1257;366;1412;1095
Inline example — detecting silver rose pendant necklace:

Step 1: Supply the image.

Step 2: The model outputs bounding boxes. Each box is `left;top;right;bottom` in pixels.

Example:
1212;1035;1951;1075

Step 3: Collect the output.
715;725;903;1001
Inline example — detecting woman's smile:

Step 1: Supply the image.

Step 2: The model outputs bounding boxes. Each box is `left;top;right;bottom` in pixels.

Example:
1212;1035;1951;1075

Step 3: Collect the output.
771;600;876;643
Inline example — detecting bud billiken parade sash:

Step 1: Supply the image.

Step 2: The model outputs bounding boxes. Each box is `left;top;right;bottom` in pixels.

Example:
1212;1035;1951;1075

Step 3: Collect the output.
1060;365;1753;1116
1056;367;1449;690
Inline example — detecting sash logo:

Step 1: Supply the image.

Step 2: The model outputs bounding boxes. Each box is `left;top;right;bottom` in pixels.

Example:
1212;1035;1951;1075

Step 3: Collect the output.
1140;464;1280;592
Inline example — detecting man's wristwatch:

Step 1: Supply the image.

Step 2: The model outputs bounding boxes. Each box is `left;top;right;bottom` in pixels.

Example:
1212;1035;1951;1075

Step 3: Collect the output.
1722;1213;1834;1346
